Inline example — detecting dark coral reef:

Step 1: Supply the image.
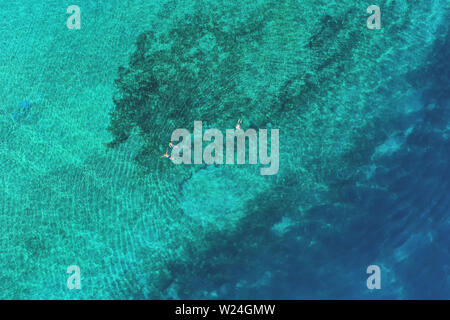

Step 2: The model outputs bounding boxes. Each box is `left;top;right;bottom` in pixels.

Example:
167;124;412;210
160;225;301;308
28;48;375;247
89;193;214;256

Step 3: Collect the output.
106;0;445;298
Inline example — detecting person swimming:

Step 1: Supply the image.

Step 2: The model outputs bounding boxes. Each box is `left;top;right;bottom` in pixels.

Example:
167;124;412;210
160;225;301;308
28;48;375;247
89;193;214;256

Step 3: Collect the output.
169;141;178;149
161;149;170;158
161;149;175;160
236;118;243;130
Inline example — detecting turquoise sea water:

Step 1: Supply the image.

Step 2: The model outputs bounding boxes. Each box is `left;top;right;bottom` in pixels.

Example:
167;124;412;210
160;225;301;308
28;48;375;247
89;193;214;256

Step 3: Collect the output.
0;1;448;299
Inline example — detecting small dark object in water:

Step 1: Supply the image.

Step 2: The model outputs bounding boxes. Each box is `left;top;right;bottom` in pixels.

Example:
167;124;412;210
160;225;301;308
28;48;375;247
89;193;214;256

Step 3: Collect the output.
20;100;32;110
11;100;32;122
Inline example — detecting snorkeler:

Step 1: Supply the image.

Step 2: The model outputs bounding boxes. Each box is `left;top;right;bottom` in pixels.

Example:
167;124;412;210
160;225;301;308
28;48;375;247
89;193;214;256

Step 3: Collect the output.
236;118;243;130
169;141;178;149
161;149;175;161
161;149;170;158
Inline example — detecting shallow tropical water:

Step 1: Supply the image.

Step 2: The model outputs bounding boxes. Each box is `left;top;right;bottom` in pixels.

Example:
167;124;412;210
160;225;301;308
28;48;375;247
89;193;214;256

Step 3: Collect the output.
0;1;448;299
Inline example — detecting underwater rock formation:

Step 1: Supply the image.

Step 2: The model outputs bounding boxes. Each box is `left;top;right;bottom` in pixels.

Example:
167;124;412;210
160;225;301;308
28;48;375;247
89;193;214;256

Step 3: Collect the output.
107;0;448;298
